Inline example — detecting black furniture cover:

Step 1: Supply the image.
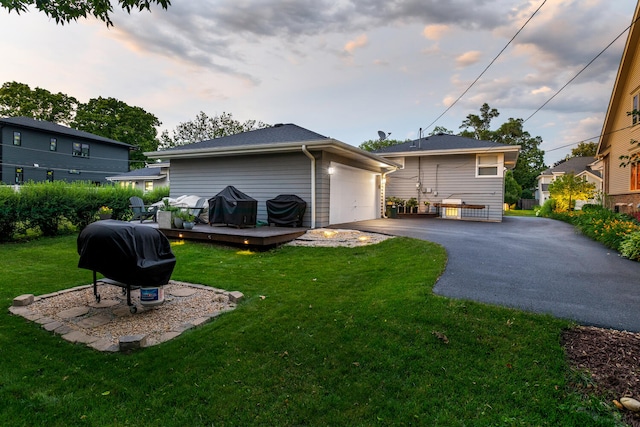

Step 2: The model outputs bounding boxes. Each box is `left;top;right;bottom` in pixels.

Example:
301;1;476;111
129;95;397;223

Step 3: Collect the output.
77;220;176;287
266;194;306;227
208;186;257;227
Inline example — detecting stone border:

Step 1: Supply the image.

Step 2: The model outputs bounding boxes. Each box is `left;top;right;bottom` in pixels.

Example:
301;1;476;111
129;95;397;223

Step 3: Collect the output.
9;281;243;353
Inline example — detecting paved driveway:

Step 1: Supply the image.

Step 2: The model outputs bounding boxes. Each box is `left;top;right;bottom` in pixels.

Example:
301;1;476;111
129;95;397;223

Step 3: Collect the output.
342;216;640;332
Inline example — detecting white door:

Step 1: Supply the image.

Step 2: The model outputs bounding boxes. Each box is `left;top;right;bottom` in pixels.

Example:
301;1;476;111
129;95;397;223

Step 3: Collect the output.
329;163;378;224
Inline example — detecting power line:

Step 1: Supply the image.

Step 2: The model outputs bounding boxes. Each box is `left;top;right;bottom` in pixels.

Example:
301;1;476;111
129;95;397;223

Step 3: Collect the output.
422;0;547;133
523;14;640;124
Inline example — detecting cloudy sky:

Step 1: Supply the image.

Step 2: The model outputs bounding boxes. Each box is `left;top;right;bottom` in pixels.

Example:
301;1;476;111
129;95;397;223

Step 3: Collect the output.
0;0;637;164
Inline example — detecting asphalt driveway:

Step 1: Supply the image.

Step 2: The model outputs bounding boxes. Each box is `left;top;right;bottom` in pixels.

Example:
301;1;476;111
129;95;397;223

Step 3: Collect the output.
342;216;640;332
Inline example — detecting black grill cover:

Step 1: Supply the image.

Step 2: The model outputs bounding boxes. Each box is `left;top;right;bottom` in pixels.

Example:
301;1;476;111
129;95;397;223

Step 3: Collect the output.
208;186;257;227
77;220;176;287
266;194;306;227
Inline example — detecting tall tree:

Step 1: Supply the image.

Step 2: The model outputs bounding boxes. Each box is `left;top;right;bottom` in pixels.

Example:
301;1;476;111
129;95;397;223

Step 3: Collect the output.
159;111;269;149
73;97;161;169
459;103;499;140
548;173;596;212
504;170;522;206
569;141;597;158
1;0;171;26
0;81;78;125
492;118;546;193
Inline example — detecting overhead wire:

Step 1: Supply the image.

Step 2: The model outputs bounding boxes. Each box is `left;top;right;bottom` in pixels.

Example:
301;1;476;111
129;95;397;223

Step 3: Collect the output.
422;0;547;133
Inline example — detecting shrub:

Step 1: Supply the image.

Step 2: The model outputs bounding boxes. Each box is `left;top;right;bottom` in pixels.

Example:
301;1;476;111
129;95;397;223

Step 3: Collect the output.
536;199;555;217
0;186;18;241
620;231;640;261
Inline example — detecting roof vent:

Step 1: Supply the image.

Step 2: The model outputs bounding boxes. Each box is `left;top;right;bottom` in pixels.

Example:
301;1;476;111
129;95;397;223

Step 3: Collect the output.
273;123;284;128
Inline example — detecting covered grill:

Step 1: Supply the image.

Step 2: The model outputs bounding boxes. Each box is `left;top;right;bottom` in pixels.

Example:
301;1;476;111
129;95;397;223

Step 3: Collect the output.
208;186;257;228
77;220;176;313
266;194;306;227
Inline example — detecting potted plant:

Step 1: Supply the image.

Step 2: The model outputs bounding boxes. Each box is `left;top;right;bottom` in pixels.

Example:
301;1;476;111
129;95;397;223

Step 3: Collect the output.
156;199;176;229
97;206;113;220
180;211;196;230
407;198;418;213
421;200;430;213
396;198;406;214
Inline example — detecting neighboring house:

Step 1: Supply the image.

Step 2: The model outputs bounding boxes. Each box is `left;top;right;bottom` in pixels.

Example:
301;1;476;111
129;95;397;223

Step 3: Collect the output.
0;116;132;185
146;123;400;228
536;157;602;208
595;1;640;214
106;162;170;192
373;133;520;222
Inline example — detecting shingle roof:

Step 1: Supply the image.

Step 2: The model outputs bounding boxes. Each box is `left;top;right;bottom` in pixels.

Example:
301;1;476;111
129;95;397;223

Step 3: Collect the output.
0;116;131;147
107;167;165;180
540;156;600;177
162;123;329;152
373;133;512;154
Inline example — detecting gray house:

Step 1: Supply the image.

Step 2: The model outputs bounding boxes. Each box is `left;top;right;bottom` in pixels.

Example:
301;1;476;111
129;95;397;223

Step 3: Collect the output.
374;134;520;222
146;124;400;228
106;161;170;192
0;116;132;185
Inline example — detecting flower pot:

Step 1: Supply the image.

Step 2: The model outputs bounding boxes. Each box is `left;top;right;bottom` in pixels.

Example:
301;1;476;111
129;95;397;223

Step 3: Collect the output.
183;221;194;230
157;211;172;229
173;217;183;229
98;214;112;220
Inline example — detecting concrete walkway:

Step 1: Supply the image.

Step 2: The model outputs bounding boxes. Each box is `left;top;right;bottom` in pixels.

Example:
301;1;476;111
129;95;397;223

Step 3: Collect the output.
342;216;640;332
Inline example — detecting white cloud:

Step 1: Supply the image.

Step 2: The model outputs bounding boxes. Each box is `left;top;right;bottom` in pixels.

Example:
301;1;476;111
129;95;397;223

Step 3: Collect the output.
344;34;368;55
455;51;482;68
423;24;450;41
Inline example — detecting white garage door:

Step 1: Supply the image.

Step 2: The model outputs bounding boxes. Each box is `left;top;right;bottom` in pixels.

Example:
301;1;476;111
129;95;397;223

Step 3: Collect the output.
329;163;379;225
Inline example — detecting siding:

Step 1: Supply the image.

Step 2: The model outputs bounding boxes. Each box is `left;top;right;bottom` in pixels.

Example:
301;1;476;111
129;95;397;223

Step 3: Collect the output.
0;124;129;184
170;152;316;227
385;154;504;221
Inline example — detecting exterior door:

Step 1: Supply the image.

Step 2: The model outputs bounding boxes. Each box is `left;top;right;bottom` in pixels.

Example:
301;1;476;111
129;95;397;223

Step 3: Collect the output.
329;163;378;224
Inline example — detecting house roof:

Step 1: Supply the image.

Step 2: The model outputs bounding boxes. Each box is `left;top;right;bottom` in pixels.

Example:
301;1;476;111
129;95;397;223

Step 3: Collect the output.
106;166;167;181
596;2;640;158
539;156;601;178
146;123;400;171
0;116;132;148
373;133;520;168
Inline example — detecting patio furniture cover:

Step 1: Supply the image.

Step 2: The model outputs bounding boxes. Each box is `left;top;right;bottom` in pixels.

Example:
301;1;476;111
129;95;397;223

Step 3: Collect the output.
266;194;306;227
77;220;176;287
208;186;257;227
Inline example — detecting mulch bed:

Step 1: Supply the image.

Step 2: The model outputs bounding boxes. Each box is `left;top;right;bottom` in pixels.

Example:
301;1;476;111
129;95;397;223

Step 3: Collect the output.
563;326;640;426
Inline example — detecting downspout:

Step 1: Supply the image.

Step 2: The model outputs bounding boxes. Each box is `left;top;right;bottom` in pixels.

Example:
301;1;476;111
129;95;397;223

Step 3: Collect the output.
301;145;316;228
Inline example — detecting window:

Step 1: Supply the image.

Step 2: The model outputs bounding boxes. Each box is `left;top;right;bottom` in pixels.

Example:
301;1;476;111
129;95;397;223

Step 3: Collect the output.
50;138;57;151
631;163;640;191
476;154;502;177
46;170;54;182
15;167;24;184
72;142;90;158
634;94;639;126
144;181;153;192
13;132;21;146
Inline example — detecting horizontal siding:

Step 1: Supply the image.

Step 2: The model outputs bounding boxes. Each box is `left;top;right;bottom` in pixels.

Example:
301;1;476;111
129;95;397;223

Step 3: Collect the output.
386;155;504;221
170;153;315;227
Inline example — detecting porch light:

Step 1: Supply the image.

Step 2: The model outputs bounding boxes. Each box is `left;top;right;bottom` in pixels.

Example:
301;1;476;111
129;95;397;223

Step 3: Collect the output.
327;166;336;175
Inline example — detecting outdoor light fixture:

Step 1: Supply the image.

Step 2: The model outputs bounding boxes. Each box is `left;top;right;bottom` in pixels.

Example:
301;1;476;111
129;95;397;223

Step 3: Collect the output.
327;166;335;175
33;163;39;168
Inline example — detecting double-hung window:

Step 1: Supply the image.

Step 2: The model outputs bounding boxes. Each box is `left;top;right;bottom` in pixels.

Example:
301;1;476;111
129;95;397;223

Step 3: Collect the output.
13;131;21;146
634;94;639;126
72;142;90;158
50;138;57;151
631;162;640;191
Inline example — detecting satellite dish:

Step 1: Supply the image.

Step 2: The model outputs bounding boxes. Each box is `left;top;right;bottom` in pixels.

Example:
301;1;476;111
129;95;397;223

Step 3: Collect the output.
378;130;391;141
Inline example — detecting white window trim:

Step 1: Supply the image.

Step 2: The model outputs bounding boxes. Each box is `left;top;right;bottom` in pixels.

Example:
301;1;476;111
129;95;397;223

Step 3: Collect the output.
475;153;504;178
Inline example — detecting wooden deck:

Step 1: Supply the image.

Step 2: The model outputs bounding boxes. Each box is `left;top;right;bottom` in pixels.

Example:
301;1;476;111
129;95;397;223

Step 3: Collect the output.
138;222;308;248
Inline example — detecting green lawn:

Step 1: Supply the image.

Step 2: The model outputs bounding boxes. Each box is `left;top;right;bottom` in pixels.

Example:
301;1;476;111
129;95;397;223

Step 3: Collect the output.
504;209;537;217
0;235;621;426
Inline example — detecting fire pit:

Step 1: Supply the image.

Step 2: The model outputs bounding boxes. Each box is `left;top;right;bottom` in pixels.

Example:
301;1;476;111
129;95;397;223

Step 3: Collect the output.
77;220;176;313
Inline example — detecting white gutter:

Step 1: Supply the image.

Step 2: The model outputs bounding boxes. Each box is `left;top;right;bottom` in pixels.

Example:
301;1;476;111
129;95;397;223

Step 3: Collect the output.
301;145;316;229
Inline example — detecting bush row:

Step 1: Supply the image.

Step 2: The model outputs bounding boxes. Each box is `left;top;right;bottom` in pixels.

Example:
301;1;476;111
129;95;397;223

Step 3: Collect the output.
546;204;640;261
0;182;169;241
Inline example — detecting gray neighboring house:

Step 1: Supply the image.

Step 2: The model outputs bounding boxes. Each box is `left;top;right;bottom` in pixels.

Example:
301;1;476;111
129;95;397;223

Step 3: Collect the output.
146;124;400;228
374;133;520;222
0;116;132;185
106;162;170;192
536;156;602;208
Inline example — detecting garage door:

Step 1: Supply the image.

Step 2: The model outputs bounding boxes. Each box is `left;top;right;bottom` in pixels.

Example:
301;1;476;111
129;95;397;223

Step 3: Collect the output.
329;163;379;224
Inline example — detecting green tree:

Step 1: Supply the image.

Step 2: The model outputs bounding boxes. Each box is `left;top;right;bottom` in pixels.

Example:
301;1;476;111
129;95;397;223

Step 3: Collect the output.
159;111;269;149
569;141;597;158
359;139;406;152
73;97;161;169
428;126;454;136
1;0;171;26
459;103;499;140
548;173;596;212
492;118;546;193
504;170;522;206
0;81;78;125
